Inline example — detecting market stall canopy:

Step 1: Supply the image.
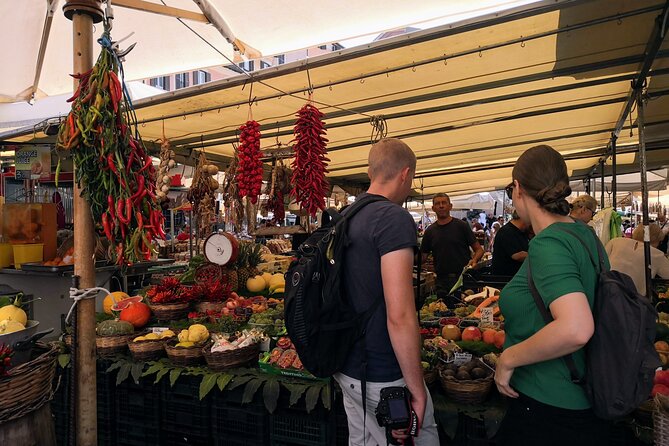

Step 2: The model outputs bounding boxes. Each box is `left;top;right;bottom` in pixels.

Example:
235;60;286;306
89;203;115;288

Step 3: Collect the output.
0;0;535;102
570;169;668;193
3;0;669;197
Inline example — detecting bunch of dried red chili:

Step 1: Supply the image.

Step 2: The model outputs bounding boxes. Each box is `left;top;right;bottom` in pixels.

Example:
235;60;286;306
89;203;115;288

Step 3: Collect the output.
290;103;330;216
56;28;164;265
236;120;263;204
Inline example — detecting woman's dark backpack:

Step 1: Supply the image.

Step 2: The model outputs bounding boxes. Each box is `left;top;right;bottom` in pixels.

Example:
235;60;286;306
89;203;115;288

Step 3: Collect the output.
284;195;385;378
528;226;661;420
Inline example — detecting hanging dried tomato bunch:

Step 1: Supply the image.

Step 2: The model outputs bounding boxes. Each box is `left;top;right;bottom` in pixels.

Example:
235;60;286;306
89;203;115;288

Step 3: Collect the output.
236;120;263;204
290;103;329;216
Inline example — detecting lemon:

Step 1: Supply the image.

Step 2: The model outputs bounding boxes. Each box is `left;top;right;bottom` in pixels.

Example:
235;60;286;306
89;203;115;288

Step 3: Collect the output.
160;330;175;338
178;329;190;343
246;276;266;293
0;319;25;334
133;336;147;342
269;274;285;288
0;304;27;326
175;341;195;348
144;333;160;340
261;272;273;287
188;324;209;343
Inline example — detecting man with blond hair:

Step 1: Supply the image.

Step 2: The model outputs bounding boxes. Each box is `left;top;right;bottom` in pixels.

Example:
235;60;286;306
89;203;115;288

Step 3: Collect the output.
337;138;438;446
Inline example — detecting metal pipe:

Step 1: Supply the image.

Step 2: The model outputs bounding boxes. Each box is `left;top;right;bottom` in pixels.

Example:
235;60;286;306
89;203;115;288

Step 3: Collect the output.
600;160;605;208
611;134;617;209
637;87;653;300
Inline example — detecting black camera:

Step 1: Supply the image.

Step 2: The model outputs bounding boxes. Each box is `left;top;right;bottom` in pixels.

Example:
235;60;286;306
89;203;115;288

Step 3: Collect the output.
375;386;419;446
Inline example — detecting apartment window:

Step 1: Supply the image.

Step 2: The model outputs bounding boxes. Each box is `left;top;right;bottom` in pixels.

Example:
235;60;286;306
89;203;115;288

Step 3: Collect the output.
238;60;255;72
260;61;270;69
149;76;170;90
332;43;344;51
275;54;285;65
318;45;327;50
192;70;211;85
175;73;189;89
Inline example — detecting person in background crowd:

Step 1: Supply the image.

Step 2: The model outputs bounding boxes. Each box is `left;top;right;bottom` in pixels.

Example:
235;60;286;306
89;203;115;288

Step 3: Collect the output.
489;221;502;250
657;213;669;254
491;211;530;276
421;194;484;295
471;218;484;231
605;224;669;296
569;195;598;224
338;138;438;446
495;145;610;446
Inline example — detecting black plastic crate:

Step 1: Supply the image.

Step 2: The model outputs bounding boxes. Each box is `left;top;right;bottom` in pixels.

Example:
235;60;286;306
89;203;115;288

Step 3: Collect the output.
270;407;332;446
115;376;161;446
333;394;348;446
51;369;71;446
97;361;116;446
451;414;495;446
160;375;211;445
211;394;269;445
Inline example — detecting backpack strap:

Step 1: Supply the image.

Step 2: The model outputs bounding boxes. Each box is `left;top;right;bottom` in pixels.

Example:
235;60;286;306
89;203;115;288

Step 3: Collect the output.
527;259;584;384
551;222;607;274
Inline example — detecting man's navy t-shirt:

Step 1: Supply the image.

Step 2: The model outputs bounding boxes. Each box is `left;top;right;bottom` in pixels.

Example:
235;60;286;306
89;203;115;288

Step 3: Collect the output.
420;218;476;278
341;193;417;382
491;221;529;276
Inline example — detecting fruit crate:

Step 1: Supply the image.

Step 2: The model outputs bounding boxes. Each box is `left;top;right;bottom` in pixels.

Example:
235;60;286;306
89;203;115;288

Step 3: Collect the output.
451;414;496;446
333;392;349;446
159;374;211;446
115;376;161;446
269;408;333;446
51;368;71;446
211;389;269;446
97;360;116;446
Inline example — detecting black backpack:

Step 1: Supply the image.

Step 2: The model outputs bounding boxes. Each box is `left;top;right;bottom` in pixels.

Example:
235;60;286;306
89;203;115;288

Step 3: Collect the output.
528;225;661;419
284;195;386;378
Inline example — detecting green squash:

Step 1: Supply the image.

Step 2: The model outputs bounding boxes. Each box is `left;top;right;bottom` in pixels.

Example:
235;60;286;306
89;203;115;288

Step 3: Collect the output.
96;319;134;336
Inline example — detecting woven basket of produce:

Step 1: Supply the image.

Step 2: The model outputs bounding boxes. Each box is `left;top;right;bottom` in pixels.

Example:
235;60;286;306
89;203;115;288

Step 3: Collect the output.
128;333;166;362
438;359;494;405
0;342;59;423
655;395;669;446
203;342;260;371
424;369;439;387
149;302;189;321
194;301;226;314
96;334;134;358
165;340;204;366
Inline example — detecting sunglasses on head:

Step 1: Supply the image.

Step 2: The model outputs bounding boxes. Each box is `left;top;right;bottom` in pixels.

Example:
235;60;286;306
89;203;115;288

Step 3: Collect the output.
505;182;515;200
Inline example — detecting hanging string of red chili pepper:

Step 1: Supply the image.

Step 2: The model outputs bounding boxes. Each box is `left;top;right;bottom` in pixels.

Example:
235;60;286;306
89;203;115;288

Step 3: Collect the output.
56;23;164;265
235;120;263;204
290;103;330;216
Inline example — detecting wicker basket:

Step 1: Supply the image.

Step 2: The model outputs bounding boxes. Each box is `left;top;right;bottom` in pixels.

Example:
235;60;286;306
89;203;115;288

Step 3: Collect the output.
203;342;260;371
439;368;494;404
194;301;226;314
165;341;204;366
655;395;669;446
0;342;59;423
95;333;134;358
149;301;190;321
128;336;166;362
424;369;438;386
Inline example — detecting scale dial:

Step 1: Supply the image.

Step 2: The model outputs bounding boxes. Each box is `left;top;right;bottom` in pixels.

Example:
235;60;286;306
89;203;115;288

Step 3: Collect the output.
203;231;239;266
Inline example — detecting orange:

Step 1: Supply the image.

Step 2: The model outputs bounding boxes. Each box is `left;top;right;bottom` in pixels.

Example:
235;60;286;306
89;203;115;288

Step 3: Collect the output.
482;329;497;345
494;330;506;349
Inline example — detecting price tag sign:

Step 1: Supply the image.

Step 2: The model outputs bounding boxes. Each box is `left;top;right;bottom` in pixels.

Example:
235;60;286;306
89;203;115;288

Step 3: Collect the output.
480;307;494;324
453;352;473;366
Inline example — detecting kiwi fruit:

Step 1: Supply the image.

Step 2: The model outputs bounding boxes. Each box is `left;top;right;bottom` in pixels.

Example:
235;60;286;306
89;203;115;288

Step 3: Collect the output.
445;364;458;372
442;369;456;378
455;370;471;381
471;367;487;379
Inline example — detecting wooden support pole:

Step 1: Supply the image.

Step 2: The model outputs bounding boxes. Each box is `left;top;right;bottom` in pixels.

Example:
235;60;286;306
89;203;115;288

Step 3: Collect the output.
64;1;102;444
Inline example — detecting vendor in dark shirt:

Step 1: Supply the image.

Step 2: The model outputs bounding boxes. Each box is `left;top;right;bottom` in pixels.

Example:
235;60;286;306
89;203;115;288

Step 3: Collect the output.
421;193;484;294
491;211;529;276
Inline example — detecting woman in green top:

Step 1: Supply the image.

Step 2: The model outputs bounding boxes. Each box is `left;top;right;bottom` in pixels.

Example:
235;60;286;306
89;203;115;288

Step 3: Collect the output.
495;145;609;445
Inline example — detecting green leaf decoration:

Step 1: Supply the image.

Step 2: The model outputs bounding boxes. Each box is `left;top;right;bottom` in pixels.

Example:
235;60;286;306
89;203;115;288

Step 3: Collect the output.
321;384;332;410
228;375;254;390
116;363;132;386
106;360;124;373
131;362;144;384
57;354;71;368
199;374;218;400
154;367;169;384
305;385;320;413
262;378;280;413
142;362;164;377
217;374;233;391
242;378;264;404
169;368;183;387
282;383;308;407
